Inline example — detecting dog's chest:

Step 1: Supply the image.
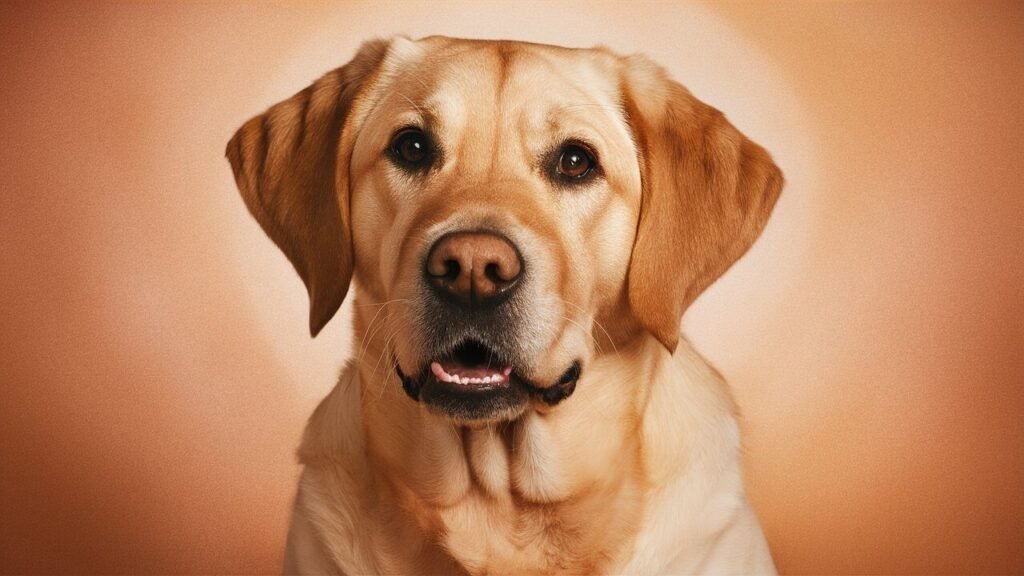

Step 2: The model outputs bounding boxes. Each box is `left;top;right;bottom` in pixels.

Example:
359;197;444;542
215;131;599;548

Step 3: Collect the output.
396;416;647;574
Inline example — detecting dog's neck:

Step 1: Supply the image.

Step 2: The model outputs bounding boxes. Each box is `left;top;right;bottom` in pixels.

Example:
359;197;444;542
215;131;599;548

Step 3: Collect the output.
298;296;743;573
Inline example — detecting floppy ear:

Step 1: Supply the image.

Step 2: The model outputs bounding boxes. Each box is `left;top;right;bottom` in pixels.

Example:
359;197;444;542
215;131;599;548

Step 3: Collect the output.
622;57;784;353
226;39;390;336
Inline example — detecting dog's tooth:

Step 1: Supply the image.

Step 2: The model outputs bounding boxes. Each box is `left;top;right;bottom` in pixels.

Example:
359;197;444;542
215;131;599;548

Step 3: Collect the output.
482;376;492;384
502;367;513;376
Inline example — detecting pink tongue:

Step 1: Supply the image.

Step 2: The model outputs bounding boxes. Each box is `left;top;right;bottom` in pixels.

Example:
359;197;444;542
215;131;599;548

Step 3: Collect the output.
431;359;513;386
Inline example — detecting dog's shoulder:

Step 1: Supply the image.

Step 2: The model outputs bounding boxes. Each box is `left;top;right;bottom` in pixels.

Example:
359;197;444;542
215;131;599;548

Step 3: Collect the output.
288;366;376;574
618;338;775;573
297;363;365;467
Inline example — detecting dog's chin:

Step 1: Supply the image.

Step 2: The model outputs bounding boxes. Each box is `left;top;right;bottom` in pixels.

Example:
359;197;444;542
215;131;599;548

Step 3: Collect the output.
396;340;582;424
418;375;531;423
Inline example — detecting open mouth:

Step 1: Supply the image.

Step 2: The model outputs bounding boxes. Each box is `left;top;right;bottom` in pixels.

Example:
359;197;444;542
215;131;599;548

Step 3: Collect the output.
429;340;513;389
396;339;581;422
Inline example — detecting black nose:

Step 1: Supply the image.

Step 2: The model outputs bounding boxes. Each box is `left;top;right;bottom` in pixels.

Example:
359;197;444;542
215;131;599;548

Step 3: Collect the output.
425;231;523;306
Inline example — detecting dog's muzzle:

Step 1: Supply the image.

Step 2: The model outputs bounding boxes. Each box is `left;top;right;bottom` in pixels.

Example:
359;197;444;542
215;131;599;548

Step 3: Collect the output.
393;229;581;421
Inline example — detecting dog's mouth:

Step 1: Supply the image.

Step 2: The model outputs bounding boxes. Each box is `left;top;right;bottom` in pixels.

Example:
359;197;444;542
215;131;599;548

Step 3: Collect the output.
429;340;514;389
396;339;581;423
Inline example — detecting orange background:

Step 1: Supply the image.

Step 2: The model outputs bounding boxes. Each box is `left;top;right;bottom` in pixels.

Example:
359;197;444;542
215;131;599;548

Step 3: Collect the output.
1;2;1021;574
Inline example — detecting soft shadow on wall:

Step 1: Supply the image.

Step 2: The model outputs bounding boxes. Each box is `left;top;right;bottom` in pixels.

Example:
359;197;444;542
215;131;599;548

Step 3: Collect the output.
0;1;1021;574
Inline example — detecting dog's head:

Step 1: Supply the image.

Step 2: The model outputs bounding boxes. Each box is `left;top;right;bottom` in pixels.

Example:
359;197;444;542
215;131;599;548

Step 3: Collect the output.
227;37;782;424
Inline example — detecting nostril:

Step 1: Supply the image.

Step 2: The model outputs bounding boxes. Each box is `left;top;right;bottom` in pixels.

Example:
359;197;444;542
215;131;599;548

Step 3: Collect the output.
484;262;503;285
442;259;461;281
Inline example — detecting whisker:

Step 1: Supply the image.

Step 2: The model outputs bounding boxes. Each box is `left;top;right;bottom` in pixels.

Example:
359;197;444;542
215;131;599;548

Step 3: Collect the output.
372;328;403;403
355;301;393;362
560;314;604;356
354;298;411;308
371;312;401;386
355;300;409;364
553;296;620;356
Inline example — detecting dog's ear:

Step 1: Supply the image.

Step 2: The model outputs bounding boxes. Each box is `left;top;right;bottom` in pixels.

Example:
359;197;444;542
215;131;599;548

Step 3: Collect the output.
621;57;784;353
226;39;390;336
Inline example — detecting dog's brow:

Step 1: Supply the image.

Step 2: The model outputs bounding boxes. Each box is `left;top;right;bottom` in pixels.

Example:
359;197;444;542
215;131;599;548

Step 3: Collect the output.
393;92;440;125
554;103;619;113
549;103;622;124
395;92;423;114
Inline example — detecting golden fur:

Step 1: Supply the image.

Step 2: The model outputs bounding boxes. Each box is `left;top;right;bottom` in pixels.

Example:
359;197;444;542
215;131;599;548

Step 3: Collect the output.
227;36;782;574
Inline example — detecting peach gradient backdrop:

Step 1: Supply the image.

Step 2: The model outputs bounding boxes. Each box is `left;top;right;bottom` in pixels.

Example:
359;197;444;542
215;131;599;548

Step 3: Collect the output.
1;1;1021;574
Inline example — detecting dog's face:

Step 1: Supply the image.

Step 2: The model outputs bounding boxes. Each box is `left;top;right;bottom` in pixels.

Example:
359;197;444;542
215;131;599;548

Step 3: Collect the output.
349;39;642;422
227;36;782;425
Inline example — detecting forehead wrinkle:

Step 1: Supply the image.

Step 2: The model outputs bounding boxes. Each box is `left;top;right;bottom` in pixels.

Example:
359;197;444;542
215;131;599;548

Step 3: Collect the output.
407;46;504;179
489;43;517;176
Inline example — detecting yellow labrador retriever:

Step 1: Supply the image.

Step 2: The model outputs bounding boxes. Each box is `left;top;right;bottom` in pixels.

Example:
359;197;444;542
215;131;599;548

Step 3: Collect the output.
227;36;782;574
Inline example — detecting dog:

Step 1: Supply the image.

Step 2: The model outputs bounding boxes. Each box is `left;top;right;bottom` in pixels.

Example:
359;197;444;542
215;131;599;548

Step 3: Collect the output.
227;35;782;574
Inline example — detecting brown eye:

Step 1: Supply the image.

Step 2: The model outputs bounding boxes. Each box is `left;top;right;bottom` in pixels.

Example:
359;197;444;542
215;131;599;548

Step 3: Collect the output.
390;128;431;168
556;144;595;179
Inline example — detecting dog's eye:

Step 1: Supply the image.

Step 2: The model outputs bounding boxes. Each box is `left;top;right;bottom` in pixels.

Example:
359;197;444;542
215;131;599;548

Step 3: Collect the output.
389;128;432;169
555;143;596;180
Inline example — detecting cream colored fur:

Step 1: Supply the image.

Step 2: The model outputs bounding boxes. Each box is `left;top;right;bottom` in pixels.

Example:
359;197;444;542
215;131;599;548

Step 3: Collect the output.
226;35;781;575
284;338;774;574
